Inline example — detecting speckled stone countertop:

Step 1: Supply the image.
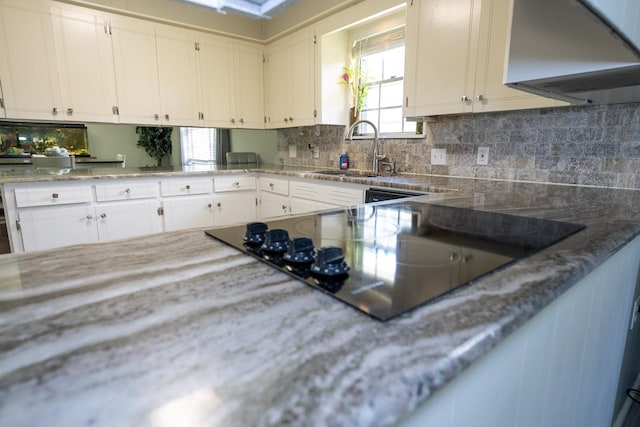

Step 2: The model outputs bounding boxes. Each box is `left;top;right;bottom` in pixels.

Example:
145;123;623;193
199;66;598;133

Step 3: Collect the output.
1;168;640;426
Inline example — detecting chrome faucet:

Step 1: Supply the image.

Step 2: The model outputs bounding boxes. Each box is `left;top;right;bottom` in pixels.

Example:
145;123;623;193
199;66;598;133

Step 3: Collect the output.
345;119;386;175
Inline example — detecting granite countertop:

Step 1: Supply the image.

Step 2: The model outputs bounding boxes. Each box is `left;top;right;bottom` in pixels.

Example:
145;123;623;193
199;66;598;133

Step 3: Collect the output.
1;173;640;426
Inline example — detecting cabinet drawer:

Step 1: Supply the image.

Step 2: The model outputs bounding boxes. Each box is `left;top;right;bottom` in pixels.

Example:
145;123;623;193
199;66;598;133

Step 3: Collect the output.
214;175;256;192
161;178;212;196
95;181;158;201
324;187;364;206
289;181;318;200
14;185;92;207
259;176;289;195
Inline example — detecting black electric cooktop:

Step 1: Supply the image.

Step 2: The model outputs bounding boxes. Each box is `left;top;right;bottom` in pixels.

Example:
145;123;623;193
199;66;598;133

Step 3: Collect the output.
205;201;585;321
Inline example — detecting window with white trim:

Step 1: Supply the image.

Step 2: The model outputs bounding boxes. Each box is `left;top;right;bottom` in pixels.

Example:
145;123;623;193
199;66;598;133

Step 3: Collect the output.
353;26;418;137
180;127;217;165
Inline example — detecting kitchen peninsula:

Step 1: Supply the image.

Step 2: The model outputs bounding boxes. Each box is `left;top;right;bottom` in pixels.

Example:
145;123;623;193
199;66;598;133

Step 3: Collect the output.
1;166;639;426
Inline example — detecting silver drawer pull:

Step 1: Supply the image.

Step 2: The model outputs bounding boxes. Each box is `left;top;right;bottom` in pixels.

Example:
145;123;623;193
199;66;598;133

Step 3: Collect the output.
52;193;59;199
100;213;107;219
234;181;240;186
124;188;131;194
186;185;191;190
86;215;93;220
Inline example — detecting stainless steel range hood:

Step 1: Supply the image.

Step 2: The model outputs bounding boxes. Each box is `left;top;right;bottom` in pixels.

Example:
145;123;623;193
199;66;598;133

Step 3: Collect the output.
505;0;640;105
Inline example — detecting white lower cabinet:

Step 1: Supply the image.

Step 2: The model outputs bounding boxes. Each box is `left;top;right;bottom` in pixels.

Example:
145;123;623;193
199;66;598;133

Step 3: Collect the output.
95;200;163;242
18;204;99;251
289;197;333;215
162;195;214;232
214;192;257;226
259;192;290;219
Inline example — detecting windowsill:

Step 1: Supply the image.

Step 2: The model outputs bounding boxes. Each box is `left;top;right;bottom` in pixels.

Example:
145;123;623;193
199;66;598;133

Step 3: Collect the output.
346;133;426;140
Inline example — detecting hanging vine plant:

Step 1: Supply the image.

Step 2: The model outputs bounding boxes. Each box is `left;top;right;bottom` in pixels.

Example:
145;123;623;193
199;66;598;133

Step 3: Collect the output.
135;126;173;167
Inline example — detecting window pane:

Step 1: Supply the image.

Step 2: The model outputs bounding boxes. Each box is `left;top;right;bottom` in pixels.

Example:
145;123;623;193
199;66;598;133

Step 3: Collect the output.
180;127;216;165
361;52;383;81
382;46;405;80
380;80;403;108
364;83;380;109
379;108;404;133
404;119;417;134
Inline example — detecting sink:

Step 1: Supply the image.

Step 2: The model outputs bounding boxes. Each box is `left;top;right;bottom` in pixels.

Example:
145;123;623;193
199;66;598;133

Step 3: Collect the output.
312;170;379;178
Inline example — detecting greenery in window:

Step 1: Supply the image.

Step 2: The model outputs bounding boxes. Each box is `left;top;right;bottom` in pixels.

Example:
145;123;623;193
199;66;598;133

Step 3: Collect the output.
136;126;173;167
339;58;369;119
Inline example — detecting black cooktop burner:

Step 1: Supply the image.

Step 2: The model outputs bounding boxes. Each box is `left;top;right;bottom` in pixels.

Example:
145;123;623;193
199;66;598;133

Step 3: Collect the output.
205;201;585;321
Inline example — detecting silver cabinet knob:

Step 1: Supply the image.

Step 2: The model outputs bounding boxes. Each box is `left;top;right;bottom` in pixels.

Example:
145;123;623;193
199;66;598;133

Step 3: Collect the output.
230;118;236;124
52;107;59;115
461;95;469;102
124;188;131;194
67;108;73;115
476;94;484;101
217;202;222;208
52;193;59;199
164;114;170;121
269;182;274;189
207;203;212;208
239;118;244;124
100;213;107;219
289;117;293;122
185;185;191;190
86;215;93;220
284;117;289;123
233;181;240;187
281;205;287;210
154;113;160;120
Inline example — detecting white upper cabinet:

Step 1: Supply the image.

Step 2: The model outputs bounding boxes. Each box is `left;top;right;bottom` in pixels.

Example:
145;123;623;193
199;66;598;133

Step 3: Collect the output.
50;3;119;123
0;0;63;121
265;27;315;128
195;35;264;128
155;24;200;126
197;34;234;127
111;17;201;126
231;42;265;128
404;0;561;118
110;15;161;125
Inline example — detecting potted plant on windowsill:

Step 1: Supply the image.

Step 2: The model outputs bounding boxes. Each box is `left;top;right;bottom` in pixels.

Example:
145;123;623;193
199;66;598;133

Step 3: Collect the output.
135;126;172;168
339;58;368;129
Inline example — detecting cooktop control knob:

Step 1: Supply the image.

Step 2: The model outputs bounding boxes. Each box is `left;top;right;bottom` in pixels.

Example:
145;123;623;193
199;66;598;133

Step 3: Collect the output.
283;237;316;264
261;229;290;264
243;222;268;249
310;247;350;281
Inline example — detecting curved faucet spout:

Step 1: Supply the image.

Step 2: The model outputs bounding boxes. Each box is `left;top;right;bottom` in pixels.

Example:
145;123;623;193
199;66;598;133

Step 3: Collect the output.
345;119;381;175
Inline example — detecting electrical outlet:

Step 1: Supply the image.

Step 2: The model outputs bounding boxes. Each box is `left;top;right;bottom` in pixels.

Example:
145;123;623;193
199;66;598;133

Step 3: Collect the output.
630;296;640;330
431;148;446;165
477;147;489;165
288;144;297;158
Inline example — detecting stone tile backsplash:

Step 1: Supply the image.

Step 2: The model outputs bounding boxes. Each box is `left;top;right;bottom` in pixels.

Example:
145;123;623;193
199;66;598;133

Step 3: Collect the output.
276;102;640;190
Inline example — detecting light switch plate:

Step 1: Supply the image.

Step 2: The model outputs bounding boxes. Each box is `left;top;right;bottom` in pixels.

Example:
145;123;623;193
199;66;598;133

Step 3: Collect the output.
477;147;489;165
431;148;446;165
289;144;297;158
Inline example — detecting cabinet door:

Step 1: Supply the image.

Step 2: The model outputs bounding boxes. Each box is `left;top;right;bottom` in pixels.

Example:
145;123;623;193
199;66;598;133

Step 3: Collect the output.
155;24;200;126
265;40;290;128
162;196;214;232
259;192;290;219
198;34;234;127
289;28;316;127
265;28;315;128
472;0;560;112
50;5;118;123
404;0;480;117
290;197;334;215
232;43;265;128
0;0;63;121
96;200;163;241
214;192;257;226
111;15;161;125
19;205;98;252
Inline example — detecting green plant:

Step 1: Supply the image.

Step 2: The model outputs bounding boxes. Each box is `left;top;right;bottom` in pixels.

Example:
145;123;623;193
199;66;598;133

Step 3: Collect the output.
136;126;172;167
338;58;368;114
